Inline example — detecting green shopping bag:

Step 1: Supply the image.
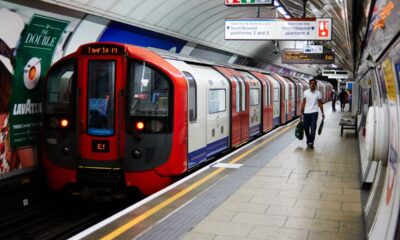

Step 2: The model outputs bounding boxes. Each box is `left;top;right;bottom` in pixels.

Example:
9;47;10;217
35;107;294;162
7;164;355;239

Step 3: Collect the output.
295;120;304;140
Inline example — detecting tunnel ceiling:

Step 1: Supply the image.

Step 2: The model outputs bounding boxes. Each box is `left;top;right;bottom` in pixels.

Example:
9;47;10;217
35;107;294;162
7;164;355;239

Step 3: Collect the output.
40;0;354;77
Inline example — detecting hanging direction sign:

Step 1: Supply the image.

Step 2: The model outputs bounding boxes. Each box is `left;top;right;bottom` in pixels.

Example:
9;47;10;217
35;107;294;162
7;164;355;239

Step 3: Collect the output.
282;49;334;64
225;18;332;40
225;0;274;6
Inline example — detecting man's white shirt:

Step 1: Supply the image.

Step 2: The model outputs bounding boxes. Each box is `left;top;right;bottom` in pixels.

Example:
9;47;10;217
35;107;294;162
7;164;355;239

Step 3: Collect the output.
303;89;321;114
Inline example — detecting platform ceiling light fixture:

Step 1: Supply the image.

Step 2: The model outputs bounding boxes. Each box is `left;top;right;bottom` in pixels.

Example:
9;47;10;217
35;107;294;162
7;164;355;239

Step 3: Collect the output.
274;0;291;18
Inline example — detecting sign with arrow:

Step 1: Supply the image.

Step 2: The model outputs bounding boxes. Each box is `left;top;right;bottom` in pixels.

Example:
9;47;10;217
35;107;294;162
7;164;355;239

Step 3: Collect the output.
225;18;332;40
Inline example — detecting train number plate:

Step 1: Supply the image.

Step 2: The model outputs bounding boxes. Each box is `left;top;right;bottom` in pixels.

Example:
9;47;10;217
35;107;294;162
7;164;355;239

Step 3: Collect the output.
92;140;110;153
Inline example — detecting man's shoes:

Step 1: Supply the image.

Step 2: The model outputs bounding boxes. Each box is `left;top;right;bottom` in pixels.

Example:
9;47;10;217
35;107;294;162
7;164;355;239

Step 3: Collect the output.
307;143;314;149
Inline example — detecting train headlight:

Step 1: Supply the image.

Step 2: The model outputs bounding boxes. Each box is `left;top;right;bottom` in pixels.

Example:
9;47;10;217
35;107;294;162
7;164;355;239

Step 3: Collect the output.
62;146;71;156
132;149;141;159
135;121;144;130
60;119;69;128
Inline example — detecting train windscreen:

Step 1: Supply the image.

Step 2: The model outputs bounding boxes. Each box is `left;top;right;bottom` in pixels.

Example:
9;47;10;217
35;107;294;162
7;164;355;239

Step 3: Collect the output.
46;60;75;114
87;60;115;136
126;61;172;133
127;62;170;117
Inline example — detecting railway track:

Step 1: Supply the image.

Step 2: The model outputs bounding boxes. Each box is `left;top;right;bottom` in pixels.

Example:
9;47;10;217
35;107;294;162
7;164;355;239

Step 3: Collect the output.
0;190;139;240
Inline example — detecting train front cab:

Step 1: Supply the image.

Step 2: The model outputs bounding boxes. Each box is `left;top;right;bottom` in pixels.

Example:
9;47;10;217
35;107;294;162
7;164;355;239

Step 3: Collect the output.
43;43;188;195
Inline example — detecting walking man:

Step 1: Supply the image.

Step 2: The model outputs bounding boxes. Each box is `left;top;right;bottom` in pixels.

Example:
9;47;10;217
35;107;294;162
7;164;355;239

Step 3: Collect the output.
301;79;325;149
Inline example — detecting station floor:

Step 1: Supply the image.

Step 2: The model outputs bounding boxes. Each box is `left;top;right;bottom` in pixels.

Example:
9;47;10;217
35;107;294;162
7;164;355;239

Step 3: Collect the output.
182;106;363;240
74;102;363;240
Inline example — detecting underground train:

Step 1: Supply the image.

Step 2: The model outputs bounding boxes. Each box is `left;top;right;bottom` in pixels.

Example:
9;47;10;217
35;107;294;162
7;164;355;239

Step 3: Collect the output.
42;42;332;196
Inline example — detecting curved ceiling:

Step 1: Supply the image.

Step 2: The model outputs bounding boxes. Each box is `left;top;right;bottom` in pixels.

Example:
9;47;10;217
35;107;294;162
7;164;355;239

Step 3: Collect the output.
40;0;353;77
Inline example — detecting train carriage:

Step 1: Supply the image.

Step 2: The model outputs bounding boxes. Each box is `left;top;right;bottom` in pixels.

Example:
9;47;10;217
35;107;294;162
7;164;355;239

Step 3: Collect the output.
43;42;331;196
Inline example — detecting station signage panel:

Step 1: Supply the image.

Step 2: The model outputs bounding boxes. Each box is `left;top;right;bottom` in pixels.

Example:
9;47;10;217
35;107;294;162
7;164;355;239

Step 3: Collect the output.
322;70;349;79
225;0;274;6
304;44;323;53
281;49;334;64
225;18;332;40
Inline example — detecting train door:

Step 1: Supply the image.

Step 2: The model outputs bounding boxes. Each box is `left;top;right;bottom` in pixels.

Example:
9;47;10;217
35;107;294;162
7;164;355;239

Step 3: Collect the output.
250;71;273;132
265;74;281;127
79;53;124;168
285;77;295;120
232;73;250;143
214;66;249;147
271;74;288;123
288;77;302;117
238;71;262;137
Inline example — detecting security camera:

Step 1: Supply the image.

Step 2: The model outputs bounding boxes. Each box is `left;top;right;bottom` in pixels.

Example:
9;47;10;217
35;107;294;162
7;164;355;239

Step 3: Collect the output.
273;49;279;55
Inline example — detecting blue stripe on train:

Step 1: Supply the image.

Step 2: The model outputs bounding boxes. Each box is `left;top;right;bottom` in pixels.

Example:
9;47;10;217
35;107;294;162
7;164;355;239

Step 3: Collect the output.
249;124;260;137
188;137;229;168
273;117;280;126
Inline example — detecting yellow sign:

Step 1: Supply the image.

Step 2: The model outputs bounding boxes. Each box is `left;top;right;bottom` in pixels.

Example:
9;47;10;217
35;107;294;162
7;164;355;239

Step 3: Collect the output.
382;58;396;101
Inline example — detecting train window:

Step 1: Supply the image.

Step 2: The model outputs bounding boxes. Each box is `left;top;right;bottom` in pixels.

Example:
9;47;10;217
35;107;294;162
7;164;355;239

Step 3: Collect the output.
264;82;269;106
87;60;115;136
209;89;226;114
235;76;246;112
274;88;279;101
183;71;197;122
46;59;76;114
127;62;170;117
239;77;246;111
250;89;259;106
236;83;240;112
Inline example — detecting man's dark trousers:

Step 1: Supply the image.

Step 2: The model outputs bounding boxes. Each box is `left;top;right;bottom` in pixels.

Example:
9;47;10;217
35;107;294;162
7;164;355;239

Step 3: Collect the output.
303;112;318;145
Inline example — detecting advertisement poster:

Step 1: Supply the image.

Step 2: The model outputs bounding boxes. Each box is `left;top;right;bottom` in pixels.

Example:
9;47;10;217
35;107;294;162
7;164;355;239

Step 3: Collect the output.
366;0;400;61
1;10;69;175
0;8;25;174
9;15;69;149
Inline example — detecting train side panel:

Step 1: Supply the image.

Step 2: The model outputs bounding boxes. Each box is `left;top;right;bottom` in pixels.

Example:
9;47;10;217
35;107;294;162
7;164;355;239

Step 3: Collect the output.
190;65;231;158
166;60;208;169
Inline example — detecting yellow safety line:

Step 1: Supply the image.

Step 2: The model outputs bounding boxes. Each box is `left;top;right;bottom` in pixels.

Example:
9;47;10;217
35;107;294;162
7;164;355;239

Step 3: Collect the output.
101;123;295;240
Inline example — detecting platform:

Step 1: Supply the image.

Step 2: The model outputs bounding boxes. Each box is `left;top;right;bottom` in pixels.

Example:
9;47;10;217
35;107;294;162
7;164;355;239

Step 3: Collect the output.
72;104;363;240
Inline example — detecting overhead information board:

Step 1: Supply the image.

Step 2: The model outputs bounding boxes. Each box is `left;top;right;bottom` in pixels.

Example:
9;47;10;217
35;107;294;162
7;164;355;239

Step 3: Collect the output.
282;49;334;64
225;0;274;6
225;18;332;40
